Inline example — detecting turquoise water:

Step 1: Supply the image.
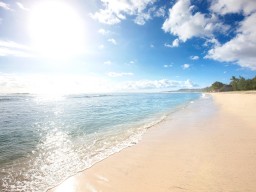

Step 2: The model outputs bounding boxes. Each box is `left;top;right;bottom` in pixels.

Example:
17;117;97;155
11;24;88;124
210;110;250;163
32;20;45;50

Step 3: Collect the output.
0;93;200;191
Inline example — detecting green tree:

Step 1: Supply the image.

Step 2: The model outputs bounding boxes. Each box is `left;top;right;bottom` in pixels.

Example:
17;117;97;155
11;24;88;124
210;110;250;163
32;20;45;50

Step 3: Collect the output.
237;76;246;90
230;76;238;91
252;76;256;90
211;81;225;91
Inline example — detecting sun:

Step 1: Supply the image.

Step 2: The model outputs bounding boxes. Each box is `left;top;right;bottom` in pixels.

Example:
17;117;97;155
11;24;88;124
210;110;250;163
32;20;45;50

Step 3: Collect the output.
28;1;85;58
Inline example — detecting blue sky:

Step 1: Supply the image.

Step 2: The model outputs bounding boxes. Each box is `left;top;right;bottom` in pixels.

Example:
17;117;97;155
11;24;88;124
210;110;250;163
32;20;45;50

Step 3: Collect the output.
0;0;255;94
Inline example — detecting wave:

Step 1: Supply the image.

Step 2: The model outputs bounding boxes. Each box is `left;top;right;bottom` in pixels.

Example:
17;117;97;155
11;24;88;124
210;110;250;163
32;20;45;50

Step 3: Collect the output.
0;93;201;192
45;115;167;192
1;115;167;192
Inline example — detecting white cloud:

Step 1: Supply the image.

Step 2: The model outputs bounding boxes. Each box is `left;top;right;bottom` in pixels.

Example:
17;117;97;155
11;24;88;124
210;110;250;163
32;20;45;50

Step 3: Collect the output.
203;37;220;47
90;0;157;25
98;28;110;35
206;12;256;70
90;9;121;25
164;64;172;68
119;79;198;91
155;6;165;17
0;73;28;93
210;0;256;16
108;38;117;45
16;2;29;11
164;38;180;48
0;2;11;10
0;40;33;57
98;44;105;49
104;60;112;65
134;12;151;25
0;40;30;50
172;38;180;47
0;73;114;94
183;79;197;88
164;43;172;48
182;63;190;69
129;60;135;64
0;73;198;93
190;55;199;60
133;5;165;25
162;0;228;42
107;72;134;77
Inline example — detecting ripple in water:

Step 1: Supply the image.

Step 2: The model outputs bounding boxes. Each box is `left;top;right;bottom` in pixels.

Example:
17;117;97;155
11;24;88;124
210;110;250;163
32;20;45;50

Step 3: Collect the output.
0;93;200;191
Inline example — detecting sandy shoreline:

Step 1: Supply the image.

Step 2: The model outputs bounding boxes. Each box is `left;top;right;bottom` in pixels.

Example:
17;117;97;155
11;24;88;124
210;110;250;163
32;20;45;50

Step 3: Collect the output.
51;92;256;192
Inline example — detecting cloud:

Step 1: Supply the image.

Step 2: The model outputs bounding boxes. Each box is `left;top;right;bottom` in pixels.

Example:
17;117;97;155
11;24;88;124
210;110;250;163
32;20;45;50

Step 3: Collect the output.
0;2;12;10
108;38;117;45
0;73;198;93
107;72;134;77
203;37;220;47
134;12;151;25
162;0;228;42
133;6;165;25
163;64;172;68
0;73;28;93
98;44;105;49
206;11;256;70
90;9;121;25
161;0;256;71
16;2;29;11
0;73;115;94
172;38;180;47
164;38;180;48
104;60;112;65
119;79;198;91
182;64;190;69
190;55;199;60
98;28;110;35
164;43;171;48
0;40;33;57
210;0;256;16
90;0;157;25
150;44;154;48
155;6;165;17
0;40;30;50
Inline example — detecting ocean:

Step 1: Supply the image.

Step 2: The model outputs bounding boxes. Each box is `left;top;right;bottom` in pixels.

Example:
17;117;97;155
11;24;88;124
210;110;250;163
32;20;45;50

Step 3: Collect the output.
0;92;200;191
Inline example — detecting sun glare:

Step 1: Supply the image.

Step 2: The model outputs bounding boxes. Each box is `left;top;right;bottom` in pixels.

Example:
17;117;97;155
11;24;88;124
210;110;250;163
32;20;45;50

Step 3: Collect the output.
28;1;85;58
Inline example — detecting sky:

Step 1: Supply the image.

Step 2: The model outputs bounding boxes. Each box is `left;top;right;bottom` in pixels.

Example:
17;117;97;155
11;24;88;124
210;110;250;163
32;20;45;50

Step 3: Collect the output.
0;0;256;94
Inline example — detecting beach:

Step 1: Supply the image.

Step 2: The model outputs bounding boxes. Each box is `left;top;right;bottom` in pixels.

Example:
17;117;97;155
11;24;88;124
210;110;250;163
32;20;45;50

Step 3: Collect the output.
51;92;256;192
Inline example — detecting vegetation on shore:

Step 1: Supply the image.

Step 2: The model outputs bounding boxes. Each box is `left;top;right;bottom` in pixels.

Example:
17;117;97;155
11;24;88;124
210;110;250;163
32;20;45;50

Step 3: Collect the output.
204;76;256;92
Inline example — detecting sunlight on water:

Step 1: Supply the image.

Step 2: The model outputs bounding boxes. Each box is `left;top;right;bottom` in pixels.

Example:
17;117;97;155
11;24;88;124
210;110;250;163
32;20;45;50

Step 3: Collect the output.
0;93;200;191
2;124;80;191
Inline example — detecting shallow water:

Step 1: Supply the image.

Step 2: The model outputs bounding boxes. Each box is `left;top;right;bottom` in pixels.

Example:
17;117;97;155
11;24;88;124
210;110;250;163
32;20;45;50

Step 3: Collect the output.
0;92;200;191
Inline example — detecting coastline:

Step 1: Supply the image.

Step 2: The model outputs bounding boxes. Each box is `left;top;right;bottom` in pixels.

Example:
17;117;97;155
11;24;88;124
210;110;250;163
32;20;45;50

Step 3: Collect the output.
50;92;256;192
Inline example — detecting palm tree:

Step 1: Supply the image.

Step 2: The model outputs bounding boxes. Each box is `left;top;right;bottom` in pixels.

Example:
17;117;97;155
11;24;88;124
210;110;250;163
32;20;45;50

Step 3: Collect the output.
230;76;238;91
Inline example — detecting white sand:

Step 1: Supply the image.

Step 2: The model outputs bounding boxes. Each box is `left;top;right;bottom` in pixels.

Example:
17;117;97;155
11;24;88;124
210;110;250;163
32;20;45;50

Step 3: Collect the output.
51;92;256;192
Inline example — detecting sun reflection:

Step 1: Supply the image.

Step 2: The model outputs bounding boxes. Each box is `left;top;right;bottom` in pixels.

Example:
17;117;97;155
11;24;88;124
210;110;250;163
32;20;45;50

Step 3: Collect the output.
34;126;81;191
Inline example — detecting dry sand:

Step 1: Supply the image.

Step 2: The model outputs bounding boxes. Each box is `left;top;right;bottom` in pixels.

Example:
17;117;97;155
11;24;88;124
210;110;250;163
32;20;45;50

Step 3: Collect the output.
51;92;256;192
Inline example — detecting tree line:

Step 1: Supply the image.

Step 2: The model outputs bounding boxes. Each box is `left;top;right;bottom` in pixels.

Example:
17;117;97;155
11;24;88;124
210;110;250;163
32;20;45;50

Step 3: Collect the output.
204;76;256;92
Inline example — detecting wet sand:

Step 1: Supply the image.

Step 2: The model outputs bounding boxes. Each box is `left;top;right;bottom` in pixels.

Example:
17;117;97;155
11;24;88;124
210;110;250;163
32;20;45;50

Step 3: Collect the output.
51;92;256;192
